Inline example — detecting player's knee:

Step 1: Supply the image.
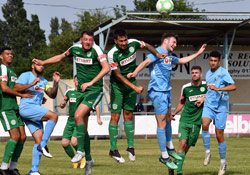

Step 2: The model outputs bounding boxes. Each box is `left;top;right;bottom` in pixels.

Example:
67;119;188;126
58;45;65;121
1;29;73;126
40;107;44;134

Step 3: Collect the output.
202;124;209;131
61;140;69;147
20;134;26;142
50;113;58;122
11;132;21;141
71;140;77;147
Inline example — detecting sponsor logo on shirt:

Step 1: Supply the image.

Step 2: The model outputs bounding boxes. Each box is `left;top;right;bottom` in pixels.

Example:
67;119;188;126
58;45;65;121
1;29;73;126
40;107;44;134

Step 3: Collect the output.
164;56;172;64
189;94;206;102
120;53;136;66
11;76;17;82
70;98;76;102
34;85;45;92
76;57;93;65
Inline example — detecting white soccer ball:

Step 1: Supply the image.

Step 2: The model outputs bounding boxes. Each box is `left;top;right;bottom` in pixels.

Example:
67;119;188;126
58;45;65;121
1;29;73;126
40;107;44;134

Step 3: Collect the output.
156;0;174;14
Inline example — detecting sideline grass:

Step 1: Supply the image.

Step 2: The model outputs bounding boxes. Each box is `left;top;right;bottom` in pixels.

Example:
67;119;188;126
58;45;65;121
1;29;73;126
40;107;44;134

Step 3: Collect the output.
1;137;249;175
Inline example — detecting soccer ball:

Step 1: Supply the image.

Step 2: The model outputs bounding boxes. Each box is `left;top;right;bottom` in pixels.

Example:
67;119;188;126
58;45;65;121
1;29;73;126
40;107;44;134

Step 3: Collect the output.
156;0;174;14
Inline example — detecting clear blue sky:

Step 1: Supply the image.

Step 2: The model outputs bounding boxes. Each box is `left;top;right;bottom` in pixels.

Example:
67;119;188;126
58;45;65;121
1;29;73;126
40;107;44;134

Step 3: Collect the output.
0;0;249;41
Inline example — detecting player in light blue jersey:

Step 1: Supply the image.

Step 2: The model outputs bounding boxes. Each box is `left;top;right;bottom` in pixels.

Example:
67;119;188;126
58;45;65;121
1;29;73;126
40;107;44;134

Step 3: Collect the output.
128;33;206;174
14;63;60;175
202;51;236;175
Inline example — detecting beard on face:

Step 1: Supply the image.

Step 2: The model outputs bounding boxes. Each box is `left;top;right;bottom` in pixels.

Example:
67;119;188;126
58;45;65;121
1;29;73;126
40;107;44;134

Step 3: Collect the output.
34;67;43;75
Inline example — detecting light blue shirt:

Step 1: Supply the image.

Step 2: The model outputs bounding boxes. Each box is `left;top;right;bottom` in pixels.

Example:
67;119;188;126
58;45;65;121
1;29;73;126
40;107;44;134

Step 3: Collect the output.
204;67;234;112
147;47;179;92
16;71;48;107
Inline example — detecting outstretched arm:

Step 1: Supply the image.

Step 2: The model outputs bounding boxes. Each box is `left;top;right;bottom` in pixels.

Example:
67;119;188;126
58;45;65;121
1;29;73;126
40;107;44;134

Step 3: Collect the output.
45;72;60;99
96;105;103;125
32;53;66;66
127;58;152;79
145;43;166;59
177;44;207;64
172;101;185;116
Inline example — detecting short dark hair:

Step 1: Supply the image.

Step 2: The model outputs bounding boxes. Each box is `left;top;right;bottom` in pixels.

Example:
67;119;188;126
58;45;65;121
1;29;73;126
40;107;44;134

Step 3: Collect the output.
209;51;221;60
113;28;127;39
191;65;202;72
81;30;94;37
161;33;178;44
74;74;77;79
0;46;12;55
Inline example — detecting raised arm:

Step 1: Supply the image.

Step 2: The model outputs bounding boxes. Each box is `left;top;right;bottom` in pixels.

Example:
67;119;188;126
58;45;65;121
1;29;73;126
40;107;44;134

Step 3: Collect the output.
45;72;60;99
145;43;166;59
207;84;236;92
177;44;207;64
127;58;152;79
33;53;66;66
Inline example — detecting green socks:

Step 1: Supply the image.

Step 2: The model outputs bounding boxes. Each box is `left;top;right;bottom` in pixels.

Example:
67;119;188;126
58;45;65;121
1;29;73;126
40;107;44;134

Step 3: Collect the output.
175;152;186;174
76;123;86;152
63;145;75;159
2;139;17;163
124;121;134;148
11;141;24;162
84;132;92;161
109;123;118;151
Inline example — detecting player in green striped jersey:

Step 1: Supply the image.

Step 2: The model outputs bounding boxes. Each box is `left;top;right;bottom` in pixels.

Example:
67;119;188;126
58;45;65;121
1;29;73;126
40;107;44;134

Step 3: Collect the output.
33;31;110;175
107;29;166;163
171;66;207;175
0;47;33;175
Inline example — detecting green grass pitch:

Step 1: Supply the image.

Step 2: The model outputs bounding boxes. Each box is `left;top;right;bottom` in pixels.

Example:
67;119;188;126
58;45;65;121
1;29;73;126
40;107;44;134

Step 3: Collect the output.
1;137;249;175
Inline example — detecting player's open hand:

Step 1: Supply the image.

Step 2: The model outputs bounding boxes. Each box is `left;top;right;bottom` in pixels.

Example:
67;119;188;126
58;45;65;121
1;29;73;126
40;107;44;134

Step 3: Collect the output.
81;82;93;92
197;44;207;55
156;52;167;59
127;72;137;79
21;90;34;98
32;77;40;86
32;58;44;66
195;98;204;107
53;72;61;83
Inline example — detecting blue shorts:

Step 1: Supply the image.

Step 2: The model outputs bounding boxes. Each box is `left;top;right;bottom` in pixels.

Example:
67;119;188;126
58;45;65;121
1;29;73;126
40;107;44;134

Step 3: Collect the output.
20;104;48;134
148;90;171;114
202;106;228;129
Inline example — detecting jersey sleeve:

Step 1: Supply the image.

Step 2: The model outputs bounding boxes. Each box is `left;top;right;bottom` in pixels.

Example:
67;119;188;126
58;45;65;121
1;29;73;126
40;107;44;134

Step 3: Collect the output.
147;53;158;63
108;50;119;71
128;39;146;49
171;56;179;65
93;43;107;63
16;72;29;85
0;64;8;82
180;85;186;103
223;70;235;85
64;45;74;57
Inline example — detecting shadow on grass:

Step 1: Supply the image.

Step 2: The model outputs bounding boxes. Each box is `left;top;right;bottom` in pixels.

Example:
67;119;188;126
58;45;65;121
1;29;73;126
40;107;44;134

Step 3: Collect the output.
185;171;242;175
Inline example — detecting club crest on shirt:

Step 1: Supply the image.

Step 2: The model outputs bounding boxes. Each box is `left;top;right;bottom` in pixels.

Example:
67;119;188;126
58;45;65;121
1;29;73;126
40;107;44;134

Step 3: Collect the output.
164;56;172;64
129;47;135;53
200;87;205;92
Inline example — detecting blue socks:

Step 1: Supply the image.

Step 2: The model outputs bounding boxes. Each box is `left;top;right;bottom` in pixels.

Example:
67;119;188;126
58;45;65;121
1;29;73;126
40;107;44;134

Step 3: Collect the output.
219;141;226;159
165;122;172;142
31;144;42;172
41;120;56;147
202;131;210;151
157;128;167;152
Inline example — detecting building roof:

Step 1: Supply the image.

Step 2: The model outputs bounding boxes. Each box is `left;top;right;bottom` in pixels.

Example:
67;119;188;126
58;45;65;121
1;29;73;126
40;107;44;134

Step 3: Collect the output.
93;12;250;47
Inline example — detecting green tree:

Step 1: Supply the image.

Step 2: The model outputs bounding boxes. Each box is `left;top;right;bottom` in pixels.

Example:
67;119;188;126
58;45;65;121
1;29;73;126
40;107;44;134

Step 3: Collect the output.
113;5;126;19
0;0;46;75
49;17;60;42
